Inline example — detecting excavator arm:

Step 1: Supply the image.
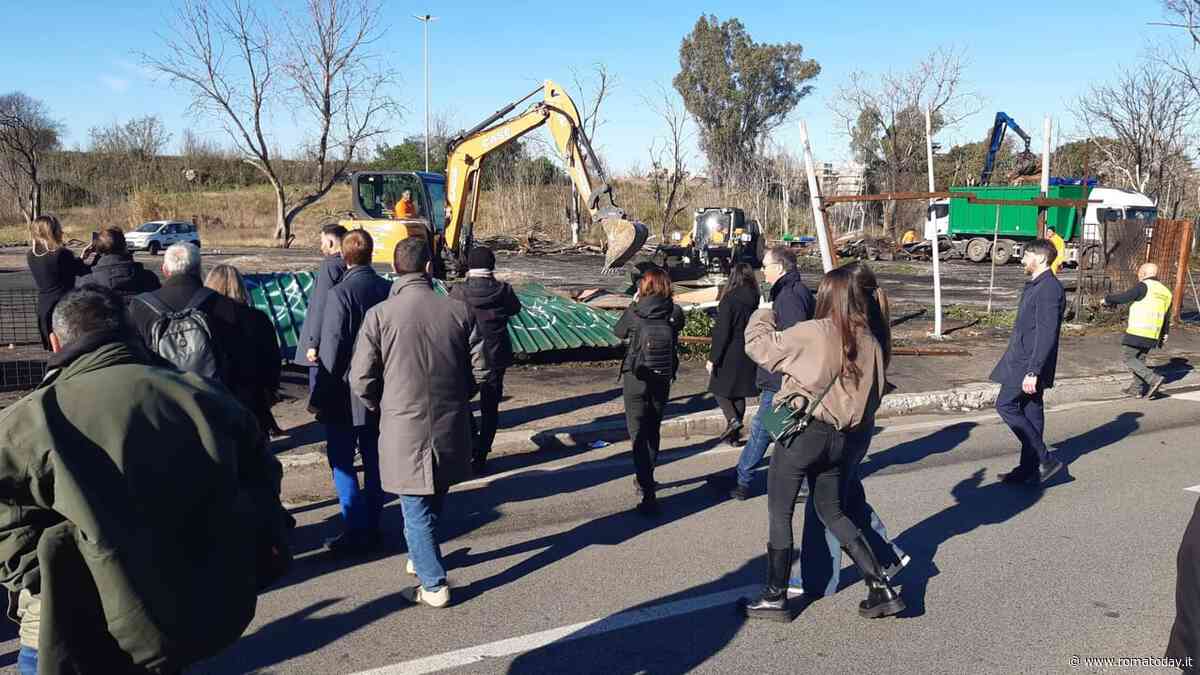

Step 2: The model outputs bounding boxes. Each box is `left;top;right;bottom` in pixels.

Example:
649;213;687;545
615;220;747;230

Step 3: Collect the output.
442;80;647;271
980;112;1035;186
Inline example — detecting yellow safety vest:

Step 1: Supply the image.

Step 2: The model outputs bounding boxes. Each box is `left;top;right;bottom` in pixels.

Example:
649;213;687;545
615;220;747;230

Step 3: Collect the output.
1127;278;1172;340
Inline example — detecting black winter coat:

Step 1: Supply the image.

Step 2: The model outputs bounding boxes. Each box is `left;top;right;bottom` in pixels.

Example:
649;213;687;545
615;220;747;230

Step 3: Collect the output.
1167;496;1200;668
990;271;1065;389
708;284;761;398
614;295;686;379
450;275;522;371
295;254;347;366
83;253;161;298
756;270;815;392
311;265;392;425
27;248;94;350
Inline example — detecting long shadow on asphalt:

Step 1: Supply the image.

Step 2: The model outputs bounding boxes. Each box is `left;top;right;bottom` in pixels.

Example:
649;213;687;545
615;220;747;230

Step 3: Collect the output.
274;438;728;593
443;475;731;605
860;421;978;479
196;593;411;672
1160;357;1194;385
503;558;764;674
892;411;1143;617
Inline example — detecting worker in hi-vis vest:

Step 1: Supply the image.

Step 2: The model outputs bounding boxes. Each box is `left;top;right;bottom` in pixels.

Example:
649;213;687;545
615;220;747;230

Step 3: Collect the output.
1046;226;1066;275
1103;262;1172;399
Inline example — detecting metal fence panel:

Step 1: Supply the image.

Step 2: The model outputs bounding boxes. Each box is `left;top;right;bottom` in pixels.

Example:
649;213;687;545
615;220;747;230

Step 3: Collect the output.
0;290;40;346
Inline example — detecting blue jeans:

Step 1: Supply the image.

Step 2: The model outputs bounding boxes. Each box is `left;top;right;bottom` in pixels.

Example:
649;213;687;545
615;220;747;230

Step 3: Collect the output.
401;493;447;590
736;389;775;487
18;646;35;675
325;423;383;536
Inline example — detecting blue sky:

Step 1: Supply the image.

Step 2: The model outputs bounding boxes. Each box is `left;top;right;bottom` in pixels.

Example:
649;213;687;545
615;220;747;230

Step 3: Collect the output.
0;1;1179;174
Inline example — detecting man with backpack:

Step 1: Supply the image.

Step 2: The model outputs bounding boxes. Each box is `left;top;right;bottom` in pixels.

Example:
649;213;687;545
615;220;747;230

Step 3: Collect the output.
450;246;522;476
614;266;685;516
129;242;243;387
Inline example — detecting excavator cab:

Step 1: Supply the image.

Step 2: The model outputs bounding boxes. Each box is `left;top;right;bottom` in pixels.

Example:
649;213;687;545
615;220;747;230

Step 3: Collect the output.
340;171;448;268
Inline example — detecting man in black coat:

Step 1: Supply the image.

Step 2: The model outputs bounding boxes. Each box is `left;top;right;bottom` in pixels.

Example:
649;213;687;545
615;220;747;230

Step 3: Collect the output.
729;246;814;501
450;246;522;475
83;227;160;298
310;230;392;555
128;242;245;386
990;238;1066;486
295;223;348;393
1167;497;1200;672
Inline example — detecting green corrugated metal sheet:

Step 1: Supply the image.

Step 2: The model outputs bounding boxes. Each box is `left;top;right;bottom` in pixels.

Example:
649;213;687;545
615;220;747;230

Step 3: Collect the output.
243;273;621;361
948;185;1085;240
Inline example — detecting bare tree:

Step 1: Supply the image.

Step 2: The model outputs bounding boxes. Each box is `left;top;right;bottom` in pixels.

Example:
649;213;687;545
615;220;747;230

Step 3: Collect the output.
831;46;980;238
644;85;691;240
90;116;173;159
0;92;62;222
144;0;397;246
570;63;616;141
1072;61;1197;199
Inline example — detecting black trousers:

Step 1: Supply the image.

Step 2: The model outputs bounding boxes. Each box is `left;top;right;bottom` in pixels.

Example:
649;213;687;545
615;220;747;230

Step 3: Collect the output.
767;420;864;551
995;382;1049;473
474;369;506;460
715;396;746;428
623;372;671;494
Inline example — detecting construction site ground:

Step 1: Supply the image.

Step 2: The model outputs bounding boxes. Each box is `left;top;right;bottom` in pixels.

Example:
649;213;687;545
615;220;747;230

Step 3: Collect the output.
4;243;1200;489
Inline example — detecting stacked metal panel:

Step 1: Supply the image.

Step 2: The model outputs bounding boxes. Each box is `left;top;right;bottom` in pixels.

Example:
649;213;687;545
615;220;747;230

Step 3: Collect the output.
243;273;621;361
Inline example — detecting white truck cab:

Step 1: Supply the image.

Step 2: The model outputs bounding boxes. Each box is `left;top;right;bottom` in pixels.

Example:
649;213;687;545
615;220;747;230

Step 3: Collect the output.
1081;187;1157;240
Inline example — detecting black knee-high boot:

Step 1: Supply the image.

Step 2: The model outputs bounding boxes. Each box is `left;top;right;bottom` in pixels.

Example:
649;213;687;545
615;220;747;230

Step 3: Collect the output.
744;546;792;622
842;534;906;619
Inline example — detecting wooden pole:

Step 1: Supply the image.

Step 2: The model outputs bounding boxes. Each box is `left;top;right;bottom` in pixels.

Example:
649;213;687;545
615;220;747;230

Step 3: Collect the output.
1173;220;1193;320
799;120;836;272
924;106;943;337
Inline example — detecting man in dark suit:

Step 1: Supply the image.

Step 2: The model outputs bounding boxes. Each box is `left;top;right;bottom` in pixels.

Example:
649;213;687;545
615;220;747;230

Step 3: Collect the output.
310;229;392;555
990;238;1066;486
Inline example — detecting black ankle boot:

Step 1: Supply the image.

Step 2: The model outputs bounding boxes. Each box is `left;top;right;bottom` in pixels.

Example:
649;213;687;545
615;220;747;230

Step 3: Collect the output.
842;534;906;619
745;546;792;622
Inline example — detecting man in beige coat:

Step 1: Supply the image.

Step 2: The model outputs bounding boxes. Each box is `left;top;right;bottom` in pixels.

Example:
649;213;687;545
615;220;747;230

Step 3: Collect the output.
350;238;489;608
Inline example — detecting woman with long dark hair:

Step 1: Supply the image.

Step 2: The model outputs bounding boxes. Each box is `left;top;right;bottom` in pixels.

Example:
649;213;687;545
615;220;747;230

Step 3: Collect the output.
789;263;909;599
614;266;685;516
742;264;905;621
707;263;761;444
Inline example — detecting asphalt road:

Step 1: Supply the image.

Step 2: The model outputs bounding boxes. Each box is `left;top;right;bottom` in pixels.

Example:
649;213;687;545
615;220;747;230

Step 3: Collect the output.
81;385;1191;674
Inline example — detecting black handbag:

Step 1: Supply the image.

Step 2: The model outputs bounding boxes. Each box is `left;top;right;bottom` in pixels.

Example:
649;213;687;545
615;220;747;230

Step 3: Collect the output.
760;371;841;446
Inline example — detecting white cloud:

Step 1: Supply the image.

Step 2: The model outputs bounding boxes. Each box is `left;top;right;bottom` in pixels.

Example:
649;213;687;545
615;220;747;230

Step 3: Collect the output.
100;75;131;93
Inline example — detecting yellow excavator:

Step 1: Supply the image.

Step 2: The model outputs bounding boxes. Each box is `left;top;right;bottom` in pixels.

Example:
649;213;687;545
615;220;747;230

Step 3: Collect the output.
340;80;648;275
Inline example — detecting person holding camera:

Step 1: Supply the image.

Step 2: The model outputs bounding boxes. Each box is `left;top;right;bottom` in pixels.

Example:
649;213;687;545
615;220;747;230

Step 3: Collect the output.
26;215;97;350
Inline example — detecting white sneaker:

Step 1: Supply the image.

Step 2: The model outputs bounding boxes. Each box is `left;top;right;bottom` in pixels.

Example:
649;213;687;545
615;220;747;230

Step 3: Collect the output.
406;558;416;576
402;584;450;608
787;586;804;599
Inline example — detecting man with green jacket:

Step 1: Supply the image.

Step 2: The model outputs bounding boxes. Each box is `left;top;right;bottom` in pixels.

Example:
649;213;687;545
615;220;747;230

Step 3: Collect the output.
0;285;292;674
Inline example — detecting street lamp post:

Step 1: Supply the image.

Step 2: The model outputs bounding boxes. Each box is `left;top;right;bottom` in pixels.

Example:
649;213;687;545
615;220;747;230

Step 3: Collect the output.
414;14;437;173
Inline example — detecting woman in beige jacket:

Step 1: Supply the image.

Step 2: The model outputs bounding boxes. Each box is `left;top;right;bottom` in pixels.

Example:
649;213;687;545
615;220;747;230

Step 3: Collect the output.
742;265;905;622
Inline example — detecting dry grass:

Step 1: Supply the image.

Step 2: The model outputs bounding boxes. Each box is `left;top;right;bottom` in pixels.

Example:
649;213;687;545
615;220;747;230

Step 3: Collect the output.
2;177;821;249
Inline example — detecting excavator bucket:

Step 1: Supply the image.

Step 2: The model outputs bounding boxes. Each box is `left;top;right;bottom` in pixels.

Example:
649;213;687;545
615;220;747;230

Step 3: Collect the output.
601;217;649;271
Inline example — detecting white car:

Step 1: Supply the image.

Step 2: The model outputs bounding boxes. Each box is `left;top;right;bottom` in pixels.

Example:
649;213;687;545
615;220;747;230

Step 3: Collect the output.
125;220;202;255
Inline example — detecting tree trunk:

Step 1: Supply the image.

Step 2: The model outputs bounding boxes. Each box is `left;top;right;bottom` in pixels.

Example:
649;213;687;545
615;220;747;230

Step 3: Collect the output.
271;182;290;247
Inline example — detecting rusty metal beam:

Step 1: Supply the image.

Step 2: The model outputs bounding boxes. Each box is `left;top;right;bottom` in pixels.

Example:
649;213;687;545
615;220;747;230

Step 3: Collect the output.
678;334;968;356
821;191;958;204
820;191;1097;209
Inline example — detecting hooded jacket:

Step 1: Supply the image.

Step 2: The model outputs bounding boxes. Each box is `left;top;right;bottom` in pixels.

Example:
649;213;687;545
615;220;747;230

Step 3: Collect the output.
614;295;686;378
450;274;522;371
756;270;816;392
0;333;291;673
83;253;161;298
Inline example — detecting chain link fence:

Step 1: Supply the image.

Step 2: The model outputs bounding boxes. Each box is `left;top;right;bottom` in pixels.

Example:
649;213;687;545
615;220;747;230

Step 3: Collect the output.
1072;219;1193;321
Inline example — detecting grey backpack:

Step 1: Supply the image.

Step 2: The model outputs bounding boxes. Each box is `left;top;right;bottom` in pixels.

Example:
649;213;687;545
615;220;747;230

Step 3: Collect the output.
137;289;224;382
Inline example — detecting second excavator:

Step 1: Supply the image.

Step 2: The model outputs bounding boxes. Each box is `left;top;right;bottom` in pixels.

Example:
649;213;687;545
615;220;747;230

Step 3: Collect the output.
340;80;648;276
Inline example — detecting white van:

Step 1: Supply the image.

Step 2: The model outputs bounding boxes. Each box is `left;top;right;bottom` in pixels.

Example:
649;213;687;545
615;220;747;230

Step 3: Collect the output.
125;220;202;255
